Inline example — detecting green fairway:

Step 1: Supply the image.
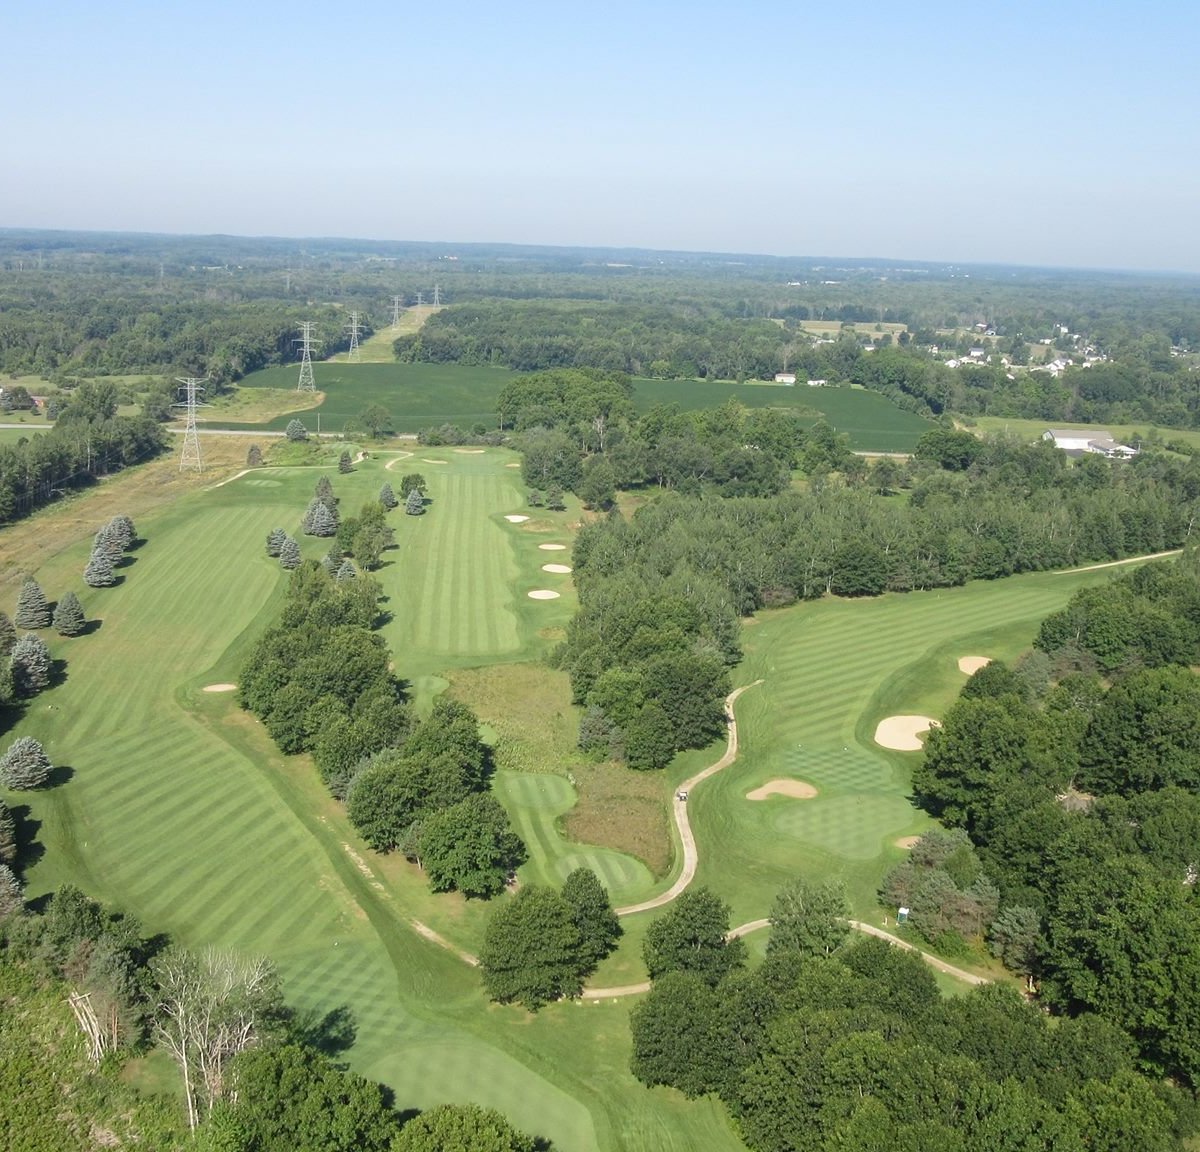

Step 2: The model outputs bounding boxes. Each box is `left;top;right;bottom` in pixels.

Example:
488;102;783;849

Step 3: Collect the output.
220;363;932;450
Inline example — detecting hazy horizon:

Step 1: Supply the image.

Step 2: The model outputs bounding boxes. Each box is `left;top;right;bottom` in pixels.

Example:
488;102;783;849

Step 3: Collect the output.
5;0;1197;274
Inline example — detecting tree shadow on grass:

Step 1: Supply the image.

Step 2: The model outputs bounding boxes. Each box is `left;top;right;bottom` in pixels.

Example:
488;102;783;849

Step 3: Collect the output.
79;618;104;637
9;804;45;873
45;764;75;789
292;1004;358;1057
49;657;69;689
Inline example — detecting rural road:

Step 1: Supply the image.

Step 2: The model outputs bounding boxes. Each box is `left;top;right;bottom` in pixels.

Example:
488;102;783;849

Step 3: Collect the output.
614;681;764;917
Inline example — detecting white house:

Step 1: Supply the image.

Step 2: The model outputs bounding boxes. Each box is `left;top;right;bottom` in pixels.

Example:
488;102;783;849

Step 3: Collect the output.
1043;429;1138;458
774;372;796;385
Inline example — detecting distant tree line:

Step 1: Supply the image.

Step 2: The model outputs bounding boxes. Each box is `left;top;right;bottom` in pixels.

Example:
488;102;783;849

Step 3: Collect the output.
912;552;1200;1087
0;381;165;525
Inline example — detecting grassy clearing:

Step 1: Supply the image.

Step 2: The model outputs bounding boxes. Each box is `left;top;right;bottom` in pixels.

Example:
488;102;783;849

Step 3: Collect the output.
334;306;442;363
204;386;323;423
798;320;909;340
971;414;1200;452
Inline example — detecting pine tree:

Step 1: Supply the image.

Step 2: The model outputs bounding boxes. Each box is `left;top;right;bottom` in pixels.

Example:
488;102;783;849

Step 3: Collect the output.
321;548;341;575
285;419;308;442
315;475;336;508
108;515;136;551
405;488;425;516
84;552;116;587
247;443;263;466
335;559;357;582
14;578;51;629
9;634;51;697
338;450;353;474
0;864;23;918
379;482;397;510
0;799;16;866
93;524;124;562
0;735;52;789
0;611;15;658
265;528;287;557
278;537;301;570
52;591;86;637
303;499;338;537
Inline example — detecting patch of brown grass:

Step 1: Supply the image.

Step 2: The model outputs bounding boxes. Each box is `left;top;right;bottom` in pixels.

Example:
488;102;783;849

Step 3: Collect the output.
446;661;672;874
205;386;322;422
0;435;254;589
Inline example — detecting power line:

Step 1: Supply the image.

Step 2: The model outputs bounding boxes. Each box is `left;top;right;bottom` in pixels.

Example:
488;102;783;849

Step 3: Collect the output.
415;290;424;308
432;283;442;307
295;321;320;392
391;295;403;329
175;377;208;472
345;311;362;361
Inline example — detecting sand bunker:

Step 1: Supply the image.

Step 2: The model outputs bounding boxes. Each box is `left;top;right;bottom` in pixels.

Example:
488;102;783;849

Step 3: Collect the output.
746;780;818;801
958;655;992;675
203;683;237;693
538;543;567;551
505;514;530;523
895;836;921;849
453;448;485;454
528;589;561;600
875;715;940;751
505;462;521;468
542;563;573;574
421;458;447;464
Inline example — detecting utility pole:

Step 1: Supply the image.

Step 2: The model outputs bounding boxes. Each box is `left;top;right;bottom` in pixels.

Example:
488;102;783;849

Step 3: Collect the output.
391;294;403;328
432;283;442;307
345;311;362;361
295;322;319;391
175;377;208;472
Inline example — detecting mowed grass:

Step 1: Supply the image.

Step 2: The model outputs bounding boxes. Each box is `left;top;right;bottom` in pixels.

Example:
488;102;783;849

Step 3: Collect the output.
8;449;743;1152
971;414;1200;453
223;363;932;450
656;564;1147;943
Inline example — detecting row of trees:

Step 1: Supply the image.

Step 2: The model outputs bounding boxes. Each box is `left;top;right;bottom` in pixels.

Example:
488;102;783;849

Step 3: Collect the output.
911;553;1200;1086
627;883;1194;1151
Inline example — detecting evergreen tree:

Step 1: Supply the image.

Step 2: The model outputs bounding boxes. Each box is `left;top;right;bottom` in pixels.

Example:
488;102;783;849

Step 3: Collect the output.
405;488;425;516
106;514;136;551
320;550;340;576
9;634;51;696
246;443;263;466
84;551;116;587
303;499;338;537
265;528;287;557
285;419;308;442
278;537;301;570
315;475;336;507
338;450;353;474
52;591;86;637
14;578;50;629
0;611;15;658
378;482;397;510
93;524;123;562
336;559;357;582
0;864;23;918
546;485;566;511
0;735;52;789
0;798;17;866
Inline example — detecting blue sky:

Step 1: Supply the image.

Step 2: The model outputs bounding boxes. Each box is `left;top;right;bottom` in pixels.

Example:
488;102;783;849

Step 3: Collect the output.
4;0;1197;271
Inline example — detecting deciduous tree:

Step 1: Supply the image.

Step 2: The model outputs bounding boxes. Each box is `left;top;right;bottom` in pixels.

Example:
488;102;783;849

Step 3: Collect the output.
393;1104;540;1152
420;794;526;898
480;885;585;1008
768;878;850;958
643;887;746;985
561;867;621;969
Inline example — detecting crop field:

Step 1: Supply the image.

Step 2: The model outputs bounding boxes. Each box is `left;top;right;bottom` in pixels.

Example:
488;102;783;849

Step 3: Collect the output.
4;440;1147;1150
219;363;518;434
219;363;932;450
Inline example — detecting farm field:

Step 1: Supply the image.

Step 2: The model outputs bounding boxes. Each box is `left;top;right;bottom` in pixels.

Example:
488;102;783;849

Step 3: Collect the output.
3;442;1152;1150
972;413;1200;452
216;363;933;450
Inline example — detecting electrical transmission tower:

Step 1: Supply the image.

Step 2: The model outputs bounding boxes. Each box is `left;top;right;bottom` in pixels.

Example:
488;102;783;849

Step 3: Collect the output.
391;295;403;328
295;321;319;391
432;283;442;307
345;311;362;361
415;290;424;308
175;377;208;472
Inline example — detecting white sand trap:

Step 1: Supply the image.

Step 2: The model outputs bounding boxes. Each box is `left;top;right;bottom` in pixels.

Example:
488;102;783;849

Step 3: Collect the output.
528;589;561;600
505;514;530;523
958;655;992;675
895;835;921;849
542;563;573;574
454;448;485;453
421;458;447;464
875;715;940;751
203;683;237;693
746;780;818;801
539;543;567;551
505;462;521;468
